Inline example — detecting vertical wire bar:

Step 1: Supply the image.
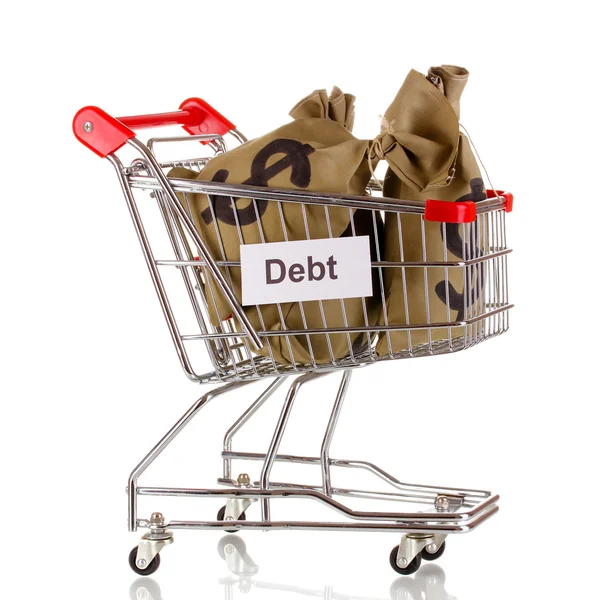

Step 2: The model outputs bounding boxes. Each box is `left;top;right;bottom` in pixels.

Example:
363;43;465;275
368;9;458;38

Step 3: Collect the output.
270;203;300;370
420;217;433;352
461;221;468;349
495;210;502;333
465;222;474;345
128;138;261;349
178;190;228;364
107;155;195;381
397;213;412;354
372;208;392;356
502;210;510;331
483;212;490;339
204;199;241;378
471;219;479;344
500;210;507;333
222;377;285;479
277;203;316;369
491;210;498;336
442;222;452;349
301;204;336;364
320;370;352;496
227;197;260;372
324;206;354;363
351;209;374;360
260;372;327;520
155;193;221;370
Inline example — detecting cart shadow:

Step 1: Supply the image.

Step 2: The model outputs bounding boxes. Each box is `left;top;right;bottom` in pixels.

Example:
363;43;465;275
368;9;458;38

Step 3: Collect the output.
129;535;456;600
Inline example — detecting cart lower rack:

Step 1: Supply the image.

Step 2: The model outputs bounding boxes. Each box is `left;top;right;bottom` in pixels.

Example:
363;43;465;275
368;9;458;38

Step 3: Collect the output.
73;98;512;575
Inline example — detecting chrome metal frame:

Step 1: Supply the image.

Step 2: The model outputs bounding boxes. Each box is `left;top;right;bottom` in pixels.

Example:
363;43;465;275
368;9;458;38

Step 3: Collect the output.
129;373;498;536
99;128;510;572
110;133;511;383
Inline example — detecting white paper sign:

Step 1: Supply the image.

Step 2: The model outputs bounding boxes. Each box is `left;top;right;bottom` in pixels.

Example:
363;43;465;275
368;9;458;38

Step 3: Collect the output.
240;236;372;305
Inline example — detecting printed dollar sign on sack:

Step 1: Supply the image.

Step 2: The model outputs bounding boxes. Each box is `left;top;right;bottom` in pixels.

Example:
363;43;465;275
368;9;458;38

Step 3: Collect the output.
240;236;373;306
435;178;486;321
201;139;315;226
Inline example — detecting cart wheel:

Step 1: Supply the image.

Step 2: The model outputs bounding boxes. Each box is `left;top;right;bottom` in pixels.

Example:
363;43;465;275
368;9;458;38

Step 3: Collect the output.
129;546;161;576
421;541;446;561
217;505;247;533
389;545;422;576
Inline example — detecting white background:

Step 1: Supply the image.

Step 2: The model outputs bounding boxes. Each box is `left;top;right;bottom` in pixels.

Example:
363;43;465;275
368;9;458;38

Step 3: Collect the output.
1;2;595;599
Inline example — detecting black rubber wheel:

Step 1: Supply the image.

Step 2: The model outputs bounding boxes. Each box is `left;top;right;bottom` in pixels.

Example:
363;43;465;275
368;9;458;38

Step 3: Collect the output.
217;505;246;533
421;540;446;562
129;546;161;576
389;545;422;575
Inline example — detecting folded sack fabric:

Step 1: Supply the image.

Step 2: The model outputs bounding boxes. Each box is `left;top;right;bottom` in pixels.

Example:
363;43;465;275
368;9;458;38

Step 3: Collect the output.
169;87;383;366
376;66;487;356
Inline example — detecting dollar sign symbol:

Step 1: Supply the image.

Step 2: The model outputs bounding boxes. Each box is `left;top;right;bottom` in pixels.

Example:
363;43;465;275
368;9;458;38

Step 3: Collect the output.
201;139;315;226
434;179;487;321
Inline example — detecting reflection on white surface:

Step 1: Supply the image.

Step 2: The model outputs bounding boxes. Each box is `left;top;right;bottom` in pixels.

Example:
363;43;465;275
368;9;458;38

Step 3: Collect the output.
130;577;163;600
129;535;456;600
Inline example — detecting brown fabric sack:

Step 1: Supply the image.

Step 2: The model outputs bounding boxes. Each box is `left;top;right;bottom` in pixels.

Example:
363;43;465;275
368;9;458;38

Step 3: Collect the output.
169;87;382;365
377;66;487;356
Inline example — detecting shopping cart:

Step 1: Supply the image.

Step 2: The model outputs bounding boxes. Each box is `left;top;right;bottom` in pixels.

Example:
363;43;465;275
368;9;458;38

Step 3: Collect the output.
73;98;513;576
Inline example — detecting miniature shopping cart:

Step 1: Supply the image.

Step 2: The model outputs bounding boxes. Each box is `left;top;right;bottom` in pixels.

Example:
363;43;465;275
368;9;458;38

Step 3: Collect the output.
73;98;513;576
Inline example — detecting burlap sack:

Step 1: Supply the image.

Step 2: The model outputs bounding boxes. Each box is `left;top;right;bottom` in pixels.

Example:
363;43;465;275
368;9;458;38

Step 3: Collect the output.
169;87;381;365
376;66;486;356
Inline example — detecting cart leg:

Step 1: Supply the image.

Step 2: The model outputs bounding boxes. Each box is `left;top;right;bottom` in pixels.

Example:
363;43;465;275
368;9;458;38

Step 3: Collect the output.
320;370;352;496
127;380;253;532
260;372;329;521
222;377;285;480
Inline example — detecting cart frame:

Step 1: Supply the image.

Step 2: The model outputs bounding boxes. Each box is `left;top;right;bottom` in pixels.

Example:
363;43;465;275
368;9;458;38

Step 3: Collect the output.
73;99;512;575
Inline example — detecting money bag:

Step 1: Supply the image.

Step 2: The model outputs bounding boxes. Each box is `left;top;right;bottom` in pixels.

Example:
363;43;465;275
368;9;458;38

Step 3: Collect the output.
169;87;382;365
376;66;487;356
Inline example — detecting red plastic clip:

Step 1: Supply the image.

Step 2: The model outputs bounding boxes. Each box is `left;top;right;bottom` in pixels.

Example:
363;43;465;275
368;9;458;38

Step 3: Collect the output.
179;98;236;139
424;200;476;224
73;106;135;158
487;190;514;212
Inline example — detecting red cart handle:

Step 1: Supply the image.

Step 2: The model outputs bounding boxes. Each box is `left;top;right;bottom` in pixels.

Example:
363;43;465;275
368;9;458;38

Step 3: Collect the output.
73;98;236;158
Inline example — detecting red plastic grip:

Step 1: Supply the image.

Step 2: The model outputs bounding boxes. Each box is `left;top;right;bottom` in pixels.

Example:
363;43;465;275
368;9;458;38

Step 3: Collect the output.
116;98;235;137
118;110;200;130
73;106;135;158
424;200;476;223
487;190;514;212
74;98;237;157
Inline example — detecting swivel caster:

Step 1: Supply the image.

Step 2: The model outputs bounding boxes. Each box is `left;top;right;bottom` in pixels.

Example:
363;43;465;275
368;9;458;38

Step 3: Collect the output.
129;546;161;576
389;545;422;575
128;512;173;575
218;505;247;533
422;540;446;561
389;533;446;575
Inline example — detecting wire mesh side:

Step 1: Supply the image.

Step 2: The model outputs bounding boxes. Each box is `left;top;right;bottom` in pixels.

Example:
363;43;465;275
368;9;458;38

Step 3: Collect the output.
121;145;511;383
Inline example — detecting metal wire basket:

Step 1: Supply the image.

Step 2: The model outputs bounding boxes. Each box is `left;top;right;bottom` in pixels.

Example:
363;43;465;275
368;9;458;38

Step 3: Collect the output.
73;98;512;577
